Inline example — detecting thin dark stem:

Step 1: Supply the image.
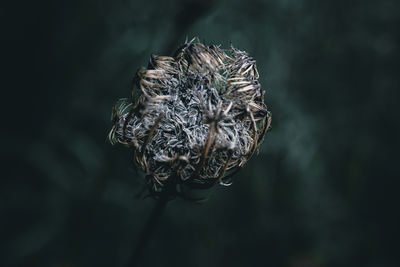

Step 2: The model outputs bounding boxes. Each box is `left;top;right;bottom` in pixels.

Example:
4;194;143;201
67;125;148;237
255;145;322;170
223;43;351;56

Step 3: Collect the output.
127;198;168;267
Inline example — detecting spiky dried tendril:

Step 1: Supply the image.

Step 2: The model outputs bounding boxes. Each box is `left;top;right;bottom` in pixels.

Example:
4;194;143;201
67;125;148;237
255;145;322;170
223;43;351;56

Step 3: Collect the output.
109;40;271;195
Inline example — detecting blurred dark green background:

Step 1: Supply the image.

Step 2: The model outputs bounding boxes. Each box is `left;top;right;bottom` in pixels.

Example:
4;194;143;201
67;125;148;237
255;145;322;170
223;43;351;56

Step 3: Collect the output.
2;0;399;266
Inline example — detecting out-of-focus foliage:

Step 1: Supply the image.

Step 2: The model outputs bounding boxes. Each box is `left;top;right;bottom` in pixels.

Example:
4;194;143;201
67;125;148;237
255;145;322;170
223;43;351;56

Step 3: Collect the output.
1;0;399;266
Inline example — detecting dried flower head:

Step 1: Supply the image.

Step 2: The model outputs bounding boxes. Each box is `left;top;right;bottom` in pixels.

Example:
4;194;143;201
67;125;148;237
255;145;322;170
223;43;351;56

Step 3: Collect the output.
109;39;271;197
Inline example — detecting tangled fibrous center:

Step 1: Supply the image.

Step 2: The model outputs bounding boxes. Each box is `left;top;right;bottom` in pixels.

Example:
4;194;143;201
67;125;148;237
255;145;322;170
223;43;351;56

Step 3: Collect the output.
109;41;271;193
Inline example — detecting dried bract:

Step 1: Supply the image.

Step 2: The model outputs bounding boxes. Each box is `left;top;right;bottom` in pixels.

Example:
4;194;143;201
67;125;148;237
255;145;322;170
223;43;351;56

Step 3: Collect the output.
109;40;271;196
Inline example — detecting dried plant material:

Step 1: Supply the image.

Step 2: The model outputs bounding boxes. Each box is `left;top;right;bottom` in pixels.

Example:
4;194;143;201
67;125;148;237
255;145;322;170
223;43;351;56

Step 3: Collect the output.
109;39;271;196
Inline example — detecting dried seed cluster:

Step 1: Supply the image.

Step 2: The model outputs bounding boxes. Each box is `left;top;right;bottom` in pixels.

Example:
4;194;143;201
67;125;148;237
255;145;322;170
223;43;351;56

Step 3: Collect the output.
109;40;271;195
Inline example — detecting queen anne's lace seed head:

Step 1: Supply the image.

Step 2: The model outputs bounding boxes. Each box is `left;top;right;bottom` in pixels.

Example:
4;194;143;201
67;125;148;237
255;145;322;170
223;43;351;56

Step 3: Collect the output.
109;40;271;197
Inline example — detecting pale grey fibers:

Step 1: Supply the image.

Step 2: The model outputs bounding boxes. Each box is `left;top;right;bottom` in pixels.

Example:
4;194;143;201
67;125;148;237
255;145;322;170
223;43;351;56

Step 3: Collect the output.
109;40;271;195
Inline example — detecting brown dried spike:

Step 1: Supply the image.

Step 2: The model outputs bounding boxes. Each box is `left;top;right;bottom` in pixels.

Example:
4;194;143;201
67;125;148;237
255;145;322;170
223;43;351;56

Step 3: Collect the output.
257;113;272;145
217;149;234;183
144;69;168;79
194;122;216;178
248;110;259;156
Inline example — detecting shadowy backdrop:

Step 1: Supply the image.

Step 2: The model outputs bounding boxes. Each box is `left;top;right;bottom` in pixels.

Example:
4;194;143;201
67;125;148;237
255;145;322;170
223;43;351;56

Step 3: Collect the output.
2;0;399;266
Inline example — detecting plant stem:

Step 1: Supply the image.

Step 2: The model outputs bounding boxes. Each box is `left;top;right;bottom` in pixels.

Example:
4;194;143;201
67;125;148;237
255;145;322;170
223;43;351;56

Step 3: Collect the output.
127;197;168;267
